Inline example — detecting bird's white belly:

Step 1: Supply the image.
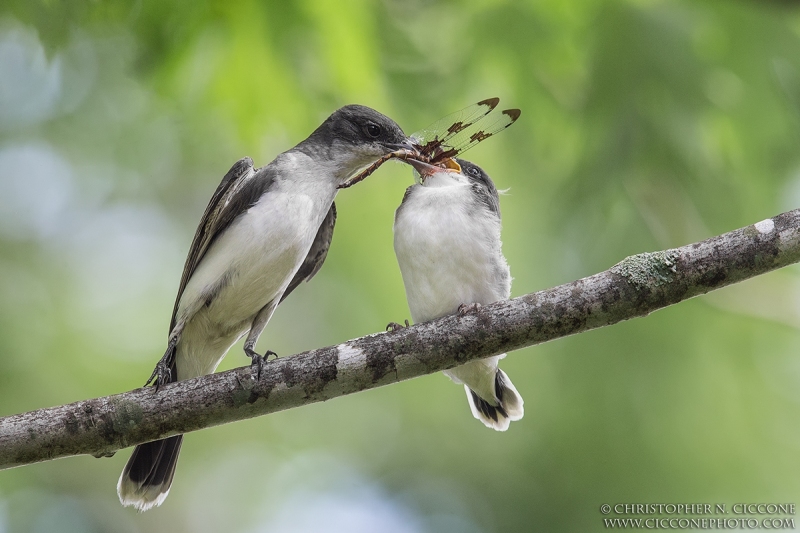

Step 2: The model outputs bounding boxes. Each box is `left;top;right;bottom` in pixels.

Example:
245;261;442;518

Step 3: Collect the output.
394;187;507;323
176;190;325;378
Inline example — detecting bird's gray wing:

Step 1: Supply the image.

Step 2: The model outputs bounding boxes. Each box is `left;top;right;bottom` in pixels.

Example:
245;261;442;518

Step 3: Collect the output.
279;201;337;303
471;182;501;219
394;185;416;223
169;157;277;330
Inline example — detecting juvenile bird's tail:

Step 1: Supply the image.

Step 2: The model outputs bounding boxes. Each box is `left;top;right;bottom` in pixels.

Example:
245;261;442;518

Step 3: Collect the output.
444;356;524;431
118;435;183;512
466;369;524;431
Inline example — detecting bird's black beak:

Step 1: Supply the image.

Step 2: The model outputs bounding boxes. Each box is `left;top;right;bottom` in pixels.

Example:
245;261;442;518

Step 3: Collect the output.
338;140;421;190
385;140;419;156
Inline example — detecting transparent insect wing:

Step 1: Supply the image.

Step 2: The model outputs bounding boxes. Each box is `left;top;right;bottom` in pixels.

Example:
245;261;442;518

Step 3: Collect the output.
430;108;521;163
410;97;500;156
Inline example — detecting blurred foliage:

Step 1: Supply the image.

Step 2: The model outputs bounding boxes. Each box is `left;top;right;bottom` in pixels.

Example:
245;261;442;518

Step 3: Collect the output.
2;0;800;531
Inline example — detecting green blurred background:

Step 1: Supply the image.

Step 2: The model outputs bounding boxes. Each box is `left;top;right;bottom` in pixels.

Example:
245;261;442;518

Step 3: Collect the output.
2;0;800;531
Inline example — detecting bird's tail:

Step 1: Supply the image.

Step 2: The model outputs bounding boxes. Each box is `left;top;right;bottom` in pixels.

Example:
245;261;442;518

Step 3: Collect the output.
117;435;183;512
444;356;524;431
465;368;524;432
118;344;183;512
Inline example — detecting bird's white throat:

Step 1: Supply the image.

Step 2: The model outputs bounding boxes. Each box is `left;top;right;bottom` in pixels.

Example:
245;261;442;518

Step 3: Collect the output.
418;170;467;188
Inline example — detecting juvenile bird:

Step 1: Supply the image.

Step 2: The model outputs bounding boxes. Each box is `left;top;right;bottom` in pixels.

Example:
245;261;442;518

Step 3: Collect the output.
393;158;523;431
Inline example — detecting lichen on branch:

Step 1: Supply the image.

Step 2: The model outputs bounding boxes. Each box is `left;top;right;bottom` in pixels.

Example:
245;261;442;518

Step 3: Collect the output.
2;209;800;470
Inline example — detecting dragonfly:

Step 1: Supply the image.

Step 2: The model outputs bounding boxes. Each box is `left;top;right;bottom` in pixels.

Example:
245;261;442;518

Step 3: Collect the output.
338;97;521;189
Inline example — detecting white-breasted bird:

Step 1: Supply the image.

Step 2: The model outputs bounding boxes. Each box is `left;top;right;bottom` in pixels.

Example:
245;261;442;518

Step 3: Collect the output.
118;105;414;511
392;157;523;431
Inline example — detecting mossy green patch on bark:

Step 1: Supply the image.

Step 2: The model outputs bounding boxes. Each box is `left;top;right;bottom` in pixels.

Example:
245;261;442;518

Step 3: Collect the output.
611;249;680;289
110;399;144;435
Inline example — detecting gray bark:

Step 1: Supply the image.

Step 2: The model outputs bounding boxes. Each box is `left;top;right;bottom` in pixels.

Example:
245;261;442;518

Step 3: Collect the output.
2;209;800;470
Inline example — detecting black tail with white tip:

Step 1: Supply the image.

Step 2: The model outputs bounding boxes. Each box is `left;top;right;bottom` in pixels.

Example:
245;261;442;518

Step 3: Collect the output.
118;435;183;511
118;350;183;512
465;369;524;432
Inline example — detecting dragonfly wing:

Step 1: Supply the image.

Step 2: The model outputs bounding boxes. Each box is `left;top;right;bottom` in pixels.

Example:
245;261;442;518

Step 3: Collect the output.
411;98;500;157
432;108;521;163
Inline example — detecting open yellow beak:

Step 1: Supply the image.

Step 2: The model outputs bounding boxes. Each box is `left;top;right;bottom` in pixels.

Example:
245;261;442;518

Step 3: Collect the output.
442;158;462;172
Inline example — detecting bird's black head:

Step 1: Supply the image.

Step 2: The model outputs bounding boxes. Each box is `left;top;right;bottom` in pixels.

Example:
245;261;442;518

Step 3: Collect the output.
456;158;498;195
456;158;502;218
328;105;408;148
303;105;412;176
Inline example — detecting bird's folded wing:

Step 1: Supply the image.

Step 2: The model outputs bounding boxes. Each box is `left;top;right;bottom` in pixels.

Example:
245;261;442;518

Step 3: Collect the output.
169;157;278;330
280;201;337;303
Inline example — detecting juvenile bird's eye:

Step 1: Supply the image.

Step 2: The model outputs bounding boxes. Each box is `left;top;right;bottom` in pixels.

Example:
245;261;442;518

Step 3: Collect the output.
468;167;480;176
365;124;382;138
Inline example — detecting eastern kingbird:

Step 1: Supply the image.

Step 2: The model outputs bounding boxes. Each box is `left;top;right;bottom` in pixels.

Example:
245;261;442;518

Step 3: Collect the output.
392;158;524;431
118;105;414;511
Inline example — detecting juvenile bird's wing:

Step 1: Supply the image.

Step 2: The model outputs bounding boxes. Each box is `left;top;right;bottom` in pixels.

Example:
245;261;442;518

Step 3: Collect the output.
472;181;501;219
280;202;337;303
393;185;416;223
169;157;278;330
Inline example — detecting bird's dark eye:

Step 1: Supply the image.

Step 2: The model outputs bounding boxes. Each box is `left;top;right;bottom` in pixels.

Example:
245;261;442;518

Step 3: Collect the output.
365;123;382;138
468;167;480;176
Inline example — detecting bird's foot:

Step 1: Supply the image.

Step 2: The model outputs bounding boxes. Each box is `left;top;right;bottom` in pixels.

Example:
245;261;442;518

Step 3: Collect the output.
145;336;179;389
246;348;277;379
145;354;173;390
386;319;410;332
457;303;482;317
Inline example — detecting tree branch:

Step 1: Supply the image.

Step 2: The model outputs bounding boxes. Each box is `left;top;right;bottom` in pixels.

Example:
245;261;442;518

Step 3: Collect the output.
3;209;800;470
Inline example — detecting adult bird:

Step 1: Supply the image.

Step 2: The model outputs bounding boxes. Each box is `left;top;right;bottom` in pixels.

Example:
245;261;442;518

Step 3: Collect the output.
118;105;415;511
392;158;524;431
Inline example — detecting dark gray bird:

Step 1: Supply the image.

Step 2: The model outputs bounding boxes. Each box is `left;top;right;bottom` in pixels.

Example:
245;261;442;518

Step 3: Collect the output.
393;158;523;431
118;105;414;511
